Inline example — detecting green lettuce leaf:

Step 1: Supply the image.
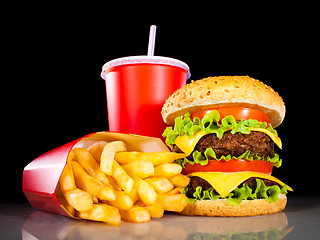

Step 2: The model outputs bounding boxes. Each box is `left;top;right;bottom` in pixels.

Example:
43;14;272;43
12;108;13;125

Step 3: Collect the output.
162;110;278;147
183;178;288;205
175;148;282;168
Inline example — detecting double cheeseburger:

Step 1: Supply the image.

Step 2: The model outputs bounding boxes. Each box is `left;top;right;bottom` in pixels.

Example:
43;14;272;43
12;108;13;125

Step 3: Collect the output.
161;76;292;216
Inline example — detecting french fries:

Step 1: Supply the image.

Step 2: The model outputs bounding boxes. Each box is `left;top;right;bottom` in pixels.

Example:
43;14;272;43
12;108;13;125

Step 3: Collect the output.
169;174;190;188
64;188;93;212
154;163;182;178
100;141;126;175
71;161;116;201
121;160;154;179
130;174;157;205
58;139;189;226
156;194;188;212
119;206;151;223
115;151;186;165
112;161;134;193
74;148;109;184
104;190;134;210
144;177;174;194
88;141;108;163
78;203;121;226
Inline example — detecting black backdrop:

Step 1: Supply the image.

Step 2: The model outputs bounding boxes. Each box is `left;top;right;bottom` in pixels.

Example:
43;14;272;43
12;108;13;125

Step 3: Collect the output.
4;6;315;203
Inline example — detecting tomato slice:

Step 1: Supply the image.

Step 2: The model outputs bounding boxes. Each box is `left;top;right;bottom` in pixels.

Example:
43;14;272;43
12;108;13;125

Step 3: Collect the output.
181;159;273;175
190;107;271;126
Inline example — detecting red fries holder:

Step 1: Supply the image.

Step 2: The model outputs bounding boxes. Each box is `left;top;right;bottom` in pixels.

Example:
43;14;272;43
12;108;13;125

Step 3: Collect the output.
22;131;169;217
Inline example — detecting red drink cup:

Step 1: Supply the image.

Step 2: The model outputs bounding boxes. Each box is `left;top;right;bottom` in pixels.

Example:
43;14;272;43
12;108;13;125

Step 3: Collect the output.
101;56;190;139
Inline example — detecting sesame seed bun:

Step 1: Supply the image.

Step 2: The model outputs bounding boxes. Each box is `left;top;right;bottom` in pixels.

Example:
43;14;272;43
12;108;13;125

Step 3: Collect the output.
161;76;285;127
180;194;287;217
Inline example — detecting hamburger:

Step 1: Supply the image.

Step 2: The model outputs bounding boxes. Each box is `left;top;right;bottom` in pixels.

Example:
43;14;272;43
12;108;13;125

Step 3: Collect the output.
161;76;292;216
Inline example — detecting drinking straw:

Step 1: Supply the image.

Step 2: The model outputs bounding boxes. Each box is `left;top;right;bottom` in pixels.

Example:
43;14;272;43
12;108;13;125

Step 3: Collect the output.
147;25;157;56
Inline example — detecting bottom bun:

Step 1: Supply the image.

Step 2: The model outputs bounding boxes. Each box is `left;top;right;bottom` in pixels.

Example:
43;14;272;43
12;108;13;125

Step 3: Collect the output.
180;194;287;217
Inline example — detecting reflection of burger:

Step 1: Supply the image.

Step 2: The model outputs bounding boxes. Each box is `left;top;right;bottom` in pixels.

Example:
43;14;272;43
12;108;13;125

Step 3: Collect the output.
185;212;293;239
161;76;292;216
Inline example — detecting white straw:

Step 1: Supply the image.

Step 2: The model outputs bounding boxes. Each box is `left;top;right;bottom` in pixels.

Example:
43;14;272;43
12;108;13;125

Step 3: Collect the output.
147;25;157;56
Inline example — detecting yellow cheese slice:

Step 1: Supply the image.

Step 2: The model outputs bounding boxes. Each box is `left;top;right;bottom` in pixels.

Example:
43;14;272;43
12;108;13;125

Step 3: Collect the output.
188;171;293;198
249;127;282;149
175;131;207;156
175;127;282;156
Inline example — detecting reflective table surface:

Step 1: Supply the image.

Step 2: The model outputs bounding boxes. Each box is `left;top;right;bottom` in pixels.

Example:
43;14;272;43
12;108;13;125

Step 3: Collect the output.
2;196;320;240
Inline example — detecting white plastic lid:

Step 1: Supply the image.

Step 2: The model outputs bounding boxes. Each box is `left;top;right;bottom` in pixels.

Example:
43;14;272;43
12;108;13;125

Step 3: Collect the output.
101;56;191;80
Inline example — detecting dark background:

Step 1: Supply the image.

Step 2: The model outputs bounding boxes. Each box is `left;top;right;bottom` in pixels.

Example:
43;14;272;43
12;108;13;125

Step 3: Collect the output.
3;6;315;203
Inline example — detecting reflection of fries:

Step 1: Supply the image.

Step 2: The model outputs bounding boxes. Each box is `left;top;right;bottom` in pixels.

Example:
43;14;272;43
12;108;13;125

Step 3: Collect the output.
58;139;189;226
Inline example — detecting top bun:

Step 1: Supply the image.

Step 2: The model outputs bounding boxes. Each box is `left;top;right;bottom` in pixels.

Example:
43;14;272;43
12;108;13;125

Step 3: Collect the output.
161;76;285;127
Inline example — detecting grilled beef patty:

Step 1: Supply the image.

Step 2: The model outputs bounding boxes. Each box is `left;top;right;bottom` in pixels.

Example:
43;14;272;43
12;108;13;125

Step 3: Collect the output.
172;131;274;158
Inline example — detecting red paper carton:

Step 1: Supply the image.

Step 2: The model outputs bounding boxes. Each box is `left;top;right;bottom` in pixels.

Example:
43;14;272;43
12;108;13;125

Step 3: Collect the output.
23;131;169;217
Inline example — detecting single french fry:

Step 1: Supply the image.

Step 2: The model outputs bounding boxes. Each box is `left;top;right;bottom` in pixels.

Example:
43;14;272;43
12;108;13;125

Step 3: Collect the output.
100;141;127;175
106;175;122;191
115;151;187;165
59;162;76;193
67;150;75;163
64;188;93;212
71;161;115;201
92;196;99;203
121;160;154;179
119;206;151;223
103;191;134;210
55;184;76;216
78;203;121;226
156;194;188;212
144;177;174;194
58;195;76;216
167;187;182;195
88;141;108;163
134;199;145;207
71;161;101;196
99;185;116;201
130;174;157;205
112;161;134;193
154;163;182;178
127;187;139;204
134;200;163;218
169;174;190;188
146;202;164;218
74;148;109;184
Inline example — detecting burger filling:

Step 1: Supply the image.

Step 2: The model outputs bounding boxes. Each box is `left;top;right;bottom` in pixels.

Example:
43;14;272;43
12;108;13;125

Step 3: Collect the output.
172;132;281;169
162;109;290;205
163;110;282;168
183;177;288;205
172;131;274;158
